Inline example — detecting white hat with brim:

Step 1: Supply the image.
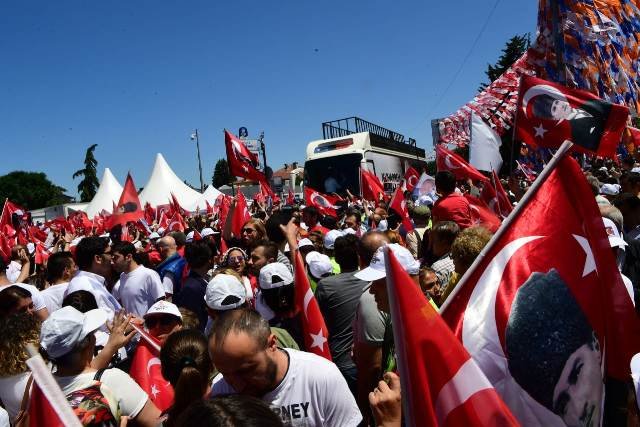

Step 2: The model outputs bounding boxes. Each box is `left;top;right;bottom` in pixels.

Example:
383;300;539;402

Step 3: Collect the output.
201;228;216;238
144;300;183;320
40;306;107;359
355;243;420;282
205;274;247;311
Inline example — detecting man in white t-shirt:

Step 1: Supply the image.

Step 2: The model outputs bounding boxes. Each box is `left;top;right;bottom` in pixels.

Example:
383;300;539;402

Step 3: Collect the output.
65;236;122;319
40;251;76;314
209;309;362;427
111;242;165;317
40;306;160;426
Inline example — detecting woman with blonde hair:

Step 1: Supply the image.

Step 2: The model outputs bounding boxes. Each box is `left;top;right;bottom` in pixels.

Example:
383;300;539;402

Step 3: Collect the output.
222;198;266;251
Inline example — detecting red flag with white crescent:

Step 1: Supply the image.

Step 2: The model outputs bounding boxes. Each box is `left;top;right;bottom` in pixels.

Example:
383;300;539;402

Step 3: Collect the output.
225;130;266;182
360;169;385;202
304;187;339;217
231;191;251;237
384;248;518;426
389;186;414;232
441;155;640;425
403;167;420;192
436;145;489;183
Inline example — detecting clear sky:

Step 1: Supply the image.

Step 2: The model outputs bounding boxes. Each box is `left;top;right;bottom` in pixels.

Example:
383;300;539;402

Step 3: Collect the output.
0;0;538;198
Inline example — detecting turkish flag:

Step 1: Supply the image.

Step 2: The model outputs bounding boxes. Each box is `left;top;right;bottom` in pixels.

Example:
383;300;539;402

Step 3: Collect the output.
69;211;92;233
286;189;295;205
217;195;232;234
107;173;143;229
225;130;266;182
0;233;11;262
403;167;420;192
293;251;332;360
383;248;518;426
167;212;186;232
231;191;251;237
479;179;500;217
129;327;174;411
169;193;188;217
441;155;640;425
144;202;156;225
389;186;414;232
492;171;513;217
304;187;339;217
360;169;385;202
0;199;26;235
464;194;501;233
516;75;629;158
29;383;66;427
34;243;50;265
205;200;214;216
436;145;489;183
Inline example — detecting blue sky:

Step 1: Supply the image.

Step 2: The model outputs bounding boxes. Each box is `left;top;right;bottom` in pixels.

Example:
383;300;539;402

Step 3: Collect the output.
0;1;538;198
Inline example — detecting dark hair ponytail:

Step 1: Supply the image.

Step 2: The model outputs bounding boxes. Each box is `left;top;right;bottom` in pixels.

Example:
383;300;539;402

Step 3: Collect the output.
160;329;213;425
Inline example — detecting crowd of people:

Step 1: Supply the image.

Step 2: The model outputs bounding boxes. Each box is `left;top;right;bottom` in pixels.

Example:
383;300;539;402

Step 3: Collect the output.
0;156;639;426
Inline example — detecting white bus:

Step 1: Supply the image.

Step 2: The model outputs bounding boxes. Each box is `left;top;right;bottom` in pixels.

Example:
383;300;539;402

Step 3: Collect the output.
304;119;426;196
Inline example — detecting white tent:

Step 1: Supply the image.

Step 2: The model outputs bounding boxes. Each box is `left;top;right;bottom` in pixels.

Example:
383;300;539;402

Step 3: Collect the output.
84;168;123;218
138;153;204;211
200;185;223;205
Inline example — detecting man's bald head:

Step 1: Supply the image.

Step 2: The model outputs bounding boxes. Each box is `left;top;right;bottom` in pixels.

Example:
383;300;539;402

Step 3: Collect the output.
358;231;390;267
157;236;177;260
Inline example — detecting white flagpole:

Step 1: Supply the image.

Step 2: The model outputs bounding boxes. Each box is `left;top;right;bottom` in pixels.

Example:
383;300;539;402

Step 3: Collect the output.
440;140;573;313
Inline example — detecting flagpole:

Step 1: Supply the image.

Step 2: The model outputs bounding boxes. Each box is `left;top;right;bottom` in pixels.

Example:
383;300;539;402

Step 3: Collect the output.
440;139;573;313
193;129;205;193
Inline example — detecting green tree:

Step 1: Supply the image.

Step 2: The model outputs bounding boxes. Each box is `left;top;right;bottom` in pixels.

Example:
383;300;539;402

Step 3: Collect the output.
479;34;530;92
0;171;68;209
73;144;100;202
212;159;231;188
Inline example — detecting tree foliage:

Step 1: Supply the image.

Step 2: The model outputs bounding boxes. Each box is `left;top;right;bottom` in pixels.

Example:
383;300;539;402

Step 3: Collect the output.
73;144;100;202
212;159;231;188
479;34;530;92
0;171;68;209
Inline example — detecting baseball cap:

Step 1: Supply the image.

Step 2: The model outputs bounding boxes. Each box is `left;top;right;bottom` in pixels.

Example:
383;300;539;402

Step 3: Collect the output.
602;217;627;249
149;232;161;240
354;243;420;282
40;306;108;359
186;231;195;242
305;251;333;279
323;229;343;250
144;300;183;320
259;262;294;290
298;238;314;249
600;183;620;196
204;274;247;310
201;227;216;238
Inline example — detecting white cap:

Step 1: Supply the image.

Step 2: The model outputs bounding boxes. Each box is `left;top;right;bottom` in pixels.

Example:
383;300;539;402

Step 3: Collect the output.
26;243;35;254
40;306;108;359
134;241;143;250
201;227;216;238
205;274;247;310
149;232;161;239
144;300;182;320
323;229;343;250
298;238;314;249
157;227;166;235
342;227;356;235
305;251;333;279
631;167;640;173
259;262;294;290
600;183;620;195
603;217;627;249
354;243;420;282
186;231;195;242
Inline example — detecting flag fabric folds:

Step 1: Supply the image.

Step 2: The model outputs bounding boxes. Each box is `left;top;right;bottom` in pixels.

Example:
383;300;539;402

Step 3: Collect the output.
403;167;420;192
441;154;640;425
361;169;385;202
293;251;332;360
516;75;629;158
436;145;488;183
469;112;503;173
383;247;518;426
389;186;414;232
107;173;143;229
230;191;251;237
225;130;266;182
304;187;339;217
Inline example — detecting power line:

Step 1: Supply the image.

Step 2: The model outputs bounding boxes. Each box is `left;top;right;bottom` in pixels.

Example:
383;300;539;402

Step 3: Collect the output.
420;0;502;129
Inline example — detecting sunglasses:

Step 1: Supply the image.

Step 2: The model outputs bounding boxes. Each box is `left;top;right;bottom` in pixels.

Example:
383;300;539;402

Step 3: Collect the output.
145;316;178;328
242;227;256;234
228;255;245;264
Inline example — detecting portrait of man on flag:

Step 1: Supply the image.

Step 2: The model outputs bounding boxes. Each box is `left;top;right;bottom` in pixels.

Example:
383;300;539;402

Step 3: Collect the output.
505;269;603;427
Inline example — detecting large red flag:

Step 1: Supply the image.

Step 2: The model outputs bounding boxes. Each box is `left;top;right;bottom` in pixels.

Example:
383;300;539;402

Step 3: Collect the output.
225;130;266;182
293;251;332;360
360;169;385;202
389;187;414;232
441;155;640;425
464;194;501;233
107;173;143;229
436;145;489;183
129;326;174;411
384;248;518;426
403;167;420;192
170;193;188;217
516;75;629;158
304;187;339;218
231;191;251;237
167;212;186;232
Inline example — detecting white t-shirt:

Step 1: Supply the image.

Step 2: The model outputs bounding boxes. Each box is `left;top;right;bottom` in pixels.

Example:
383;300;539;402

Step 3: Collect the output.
162;273;175;295
65;271;122;319
55;368;148;418
0;372;30;423
40;282;69;314
0;283;47;312
112;266;165;317
5;261;22;283
211;348;362;427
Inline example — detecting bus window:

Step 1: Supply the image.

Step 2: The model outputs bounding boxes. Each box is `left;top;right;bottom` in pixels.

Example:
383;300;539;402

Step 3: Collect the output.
304;153;362;196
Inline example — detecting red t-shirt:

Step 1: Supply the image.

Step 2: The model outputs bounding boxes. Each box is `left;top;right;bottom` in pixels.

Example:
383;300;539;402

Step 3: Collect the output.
432;193;474;229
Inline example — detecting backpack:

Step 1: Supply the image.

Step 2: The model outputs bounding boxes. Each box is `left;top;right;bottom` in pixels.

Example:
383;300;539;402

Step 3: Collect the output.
65;369;121;426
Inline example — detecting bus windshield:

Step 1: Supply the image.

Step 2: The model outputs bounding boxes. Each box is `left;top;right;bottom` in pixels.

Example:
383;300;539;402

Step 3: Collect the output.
304;153;362;196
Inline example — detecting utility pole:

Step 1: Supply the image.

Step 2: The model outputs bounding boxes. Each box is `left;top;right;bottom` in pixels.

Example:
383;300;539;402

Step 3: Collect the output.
191;129;205;192
258;131;270;188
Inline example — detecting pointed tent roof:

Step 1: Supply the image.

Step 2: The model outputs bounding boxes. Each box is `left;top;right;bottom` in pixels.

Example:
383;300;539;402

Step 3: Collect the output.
85;168;124;218
138;153;204;211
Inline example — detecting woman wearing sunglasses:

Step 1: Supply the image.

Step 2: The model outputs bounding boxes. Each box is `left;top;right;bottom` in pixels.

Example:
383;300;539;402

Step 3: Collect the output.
143;300;183;345
220;247;255;302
